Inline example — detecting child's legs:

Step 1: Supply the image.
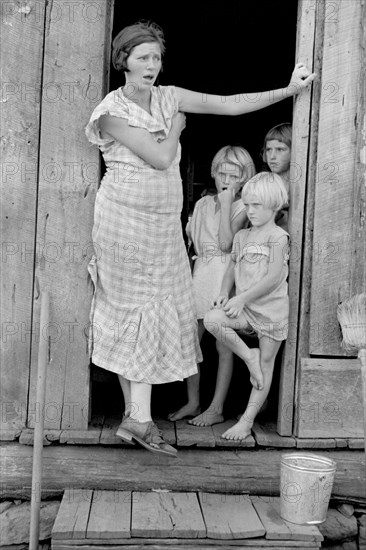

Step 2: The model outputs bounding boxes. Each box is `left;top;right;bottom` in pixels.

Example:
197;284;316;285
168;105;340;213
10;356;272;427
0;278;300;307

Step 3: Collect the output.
185;319;205;401
189;340;233;426
167;319;204;421
204;309;263;390
211;340;234;411
242;336;282;424
222;336;282;440
204;309;250;357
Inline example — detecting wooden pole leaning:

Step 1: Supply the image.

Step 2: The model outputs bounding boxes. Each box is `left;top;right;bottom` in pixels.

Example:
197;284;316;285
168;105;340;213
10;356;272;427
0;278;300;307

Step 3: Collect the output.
29;291;50;550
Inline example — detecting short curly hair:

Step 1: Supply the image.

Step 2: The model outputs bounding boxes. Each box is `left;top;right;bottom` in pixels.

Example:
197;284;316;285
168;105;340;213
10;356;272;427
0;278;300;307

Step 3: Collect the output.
112;20;165;72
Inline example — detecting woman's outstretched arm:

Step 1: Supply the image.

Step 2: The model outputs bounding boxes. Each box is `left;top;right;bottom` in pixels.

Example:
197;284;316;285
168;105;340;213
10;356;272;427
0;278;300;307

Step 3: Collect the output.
176;63;315;115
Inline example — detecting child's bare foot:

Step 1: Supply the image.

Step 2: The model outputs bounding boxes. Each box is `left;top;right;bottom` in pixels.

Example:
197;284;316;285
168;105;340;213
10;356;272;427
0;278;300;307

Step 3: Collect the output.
236;399;268;420
221;417;253;440
246;348;264;390
188;407;224;427
167;403;201;422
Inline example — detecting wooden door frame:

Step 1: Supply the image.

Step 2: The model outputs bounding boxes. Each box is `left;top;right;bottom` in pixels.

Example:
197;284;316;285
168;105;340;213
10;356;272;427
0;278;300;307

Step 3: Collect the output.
277;0;321;435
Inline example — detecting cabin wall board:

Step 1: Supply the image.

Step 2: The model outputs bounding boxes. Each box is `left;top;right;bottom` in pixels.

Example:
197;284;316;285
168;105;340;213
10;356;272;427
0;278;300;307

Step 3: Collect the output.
309;0;364;355
28;0;113;430
0;0;47;432
351;0;366;296
295;358;363;438
280;0;365;436
296;0;326;372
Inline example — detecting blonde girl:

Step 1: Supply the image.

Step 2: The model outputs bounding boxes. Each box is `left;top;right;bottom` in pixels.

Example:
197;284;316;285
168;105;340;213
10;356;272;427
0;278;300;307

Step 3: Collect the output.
168;146;256;426
204;172;289;440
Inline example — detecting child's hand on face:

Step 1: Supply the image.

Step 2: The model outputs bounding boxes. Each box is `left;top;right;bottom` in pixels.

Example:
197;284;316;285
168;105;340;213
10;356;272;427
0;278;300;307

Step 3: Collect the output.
223;295;246;318
217;187;236;207
211;294;229;309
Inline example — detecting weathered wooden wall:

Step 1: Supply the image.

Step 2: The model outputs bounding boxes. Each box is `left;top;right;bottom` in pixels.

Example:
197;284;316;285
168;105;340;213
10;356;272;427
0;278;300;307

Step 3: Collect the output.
1;0;112;433
1;0;47;434
28;0;113;431
278;0;365;436
309;0;365;356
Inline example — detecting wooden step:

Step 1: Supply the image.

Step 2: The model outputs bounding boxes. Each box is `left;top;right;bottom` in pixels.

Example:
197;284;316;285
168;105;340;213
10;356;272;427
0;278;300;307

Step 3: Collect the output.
51;489;323;549
2;443;365;501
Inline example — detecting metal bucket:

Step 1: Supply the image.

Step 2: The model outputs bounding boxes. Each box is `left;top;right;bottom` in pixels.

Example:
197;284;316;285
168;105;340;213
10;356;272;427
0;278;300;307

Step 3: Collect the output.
280;453;337;525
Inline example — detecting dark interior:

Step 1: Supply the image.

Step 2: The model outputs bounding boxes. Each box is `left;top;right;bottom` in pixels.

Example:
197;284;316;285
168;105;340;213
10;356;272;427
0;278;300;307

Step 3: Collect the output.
92;0;298;422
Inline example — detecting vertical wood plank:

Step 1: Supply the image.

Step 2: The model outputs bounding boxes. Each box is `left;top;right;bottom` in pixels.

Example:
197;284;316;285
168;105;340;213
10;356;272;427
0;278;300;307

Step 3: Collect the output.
309;0;363;354
350;0;366;303
0;0;46;432
198;493;265;539
86;490;131;539
131;491;206;538
28;0;113;429
294;0;326;436
251;496;292;540
277;0;317;435
51;488;92;540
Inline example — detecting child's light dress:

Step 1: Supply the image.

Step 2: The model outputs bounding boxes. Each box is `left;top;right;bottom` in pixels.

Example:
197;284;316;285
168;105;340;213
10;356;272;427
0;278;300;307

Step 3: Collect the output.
232;225;289;341
85;86;201;384
190;195;245;319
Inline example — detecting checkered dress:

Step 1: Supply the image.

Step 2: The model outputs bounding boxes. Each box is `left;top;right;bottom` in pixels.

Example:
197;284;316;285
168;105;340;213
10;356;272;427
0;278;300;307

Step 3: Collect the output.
85;86;201;383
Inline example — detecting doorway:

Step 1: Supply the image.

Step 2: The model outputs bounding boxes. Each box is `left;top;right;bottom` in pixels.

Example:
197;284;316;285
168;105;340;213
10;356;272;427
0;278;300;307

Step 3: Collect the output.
91;0;299;422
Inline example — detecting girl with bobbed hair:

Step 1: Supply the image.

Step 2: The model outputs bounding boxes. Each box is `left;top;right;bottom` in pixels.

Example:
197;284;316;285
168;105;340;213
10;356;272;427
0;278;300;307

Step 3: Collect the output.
261;122;293;230
85;20;314;456
112;21;165;73
261;122;292;181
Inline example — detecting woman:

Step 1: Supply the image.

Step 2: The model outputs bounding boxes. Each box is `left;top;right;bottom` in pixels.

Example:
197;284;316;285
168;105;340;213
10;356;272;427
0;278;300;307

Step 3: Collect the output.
85;20;314;457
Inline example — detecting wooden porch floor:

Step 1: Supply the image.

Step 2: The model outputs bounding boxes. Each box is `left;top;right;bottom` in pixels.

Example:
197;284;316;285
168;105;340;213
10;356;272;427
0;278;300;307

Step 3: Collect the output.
15;416;365;450
51;489;323;549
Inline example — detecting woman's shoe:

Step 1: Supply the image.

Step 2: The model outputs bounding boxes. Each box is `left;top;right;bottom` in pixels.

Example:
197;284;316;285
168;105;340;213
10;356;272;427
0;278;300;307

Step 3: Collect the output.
116;413;135;445
116;417;178;457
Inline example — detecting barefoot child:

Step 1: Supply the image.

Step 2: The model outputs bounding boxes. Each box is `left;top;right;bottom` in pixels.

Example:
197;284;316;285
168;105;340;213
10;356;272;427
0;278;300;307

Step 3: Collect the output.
168;145;256;425
204;172;289;440
262;122;292;231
